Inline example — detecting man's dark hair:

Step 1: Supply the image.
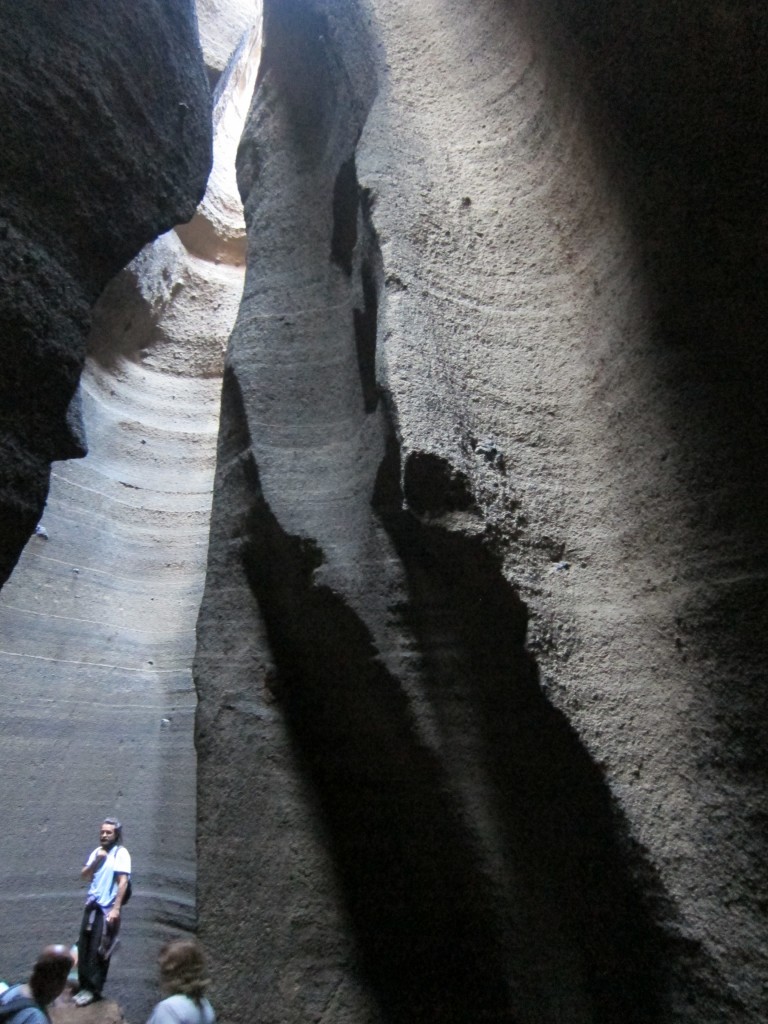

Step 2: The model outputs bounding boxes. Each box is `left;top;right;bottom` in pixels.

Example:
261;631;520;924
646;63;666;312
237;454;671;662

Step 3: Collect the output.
102;817;123;844
29;946;73;1005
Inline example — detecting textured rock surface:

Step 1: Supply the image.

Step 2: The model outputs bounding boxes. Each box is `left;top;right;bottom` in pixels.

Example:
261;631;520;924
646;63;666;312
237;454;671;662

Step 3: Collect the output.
0;0;212;588
0;351;219;1024
196;0;768;1022
0;17;255;1022
178;23;262;267
51;999;124;1024
196;0;259;89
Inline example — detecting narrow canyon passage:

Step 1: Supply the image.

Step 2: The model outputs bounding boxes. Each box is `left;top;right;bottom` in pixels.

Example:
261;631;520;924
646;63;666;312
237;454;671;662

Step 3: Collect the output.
0;14;259;1021
0;356;220;1019
1;2;767;1023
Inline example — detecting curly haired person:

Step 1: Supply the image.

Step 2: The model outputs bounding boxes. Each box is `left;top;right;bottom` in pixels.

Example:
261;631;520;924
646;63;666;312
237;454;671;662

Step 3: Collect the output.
145;940;215;1024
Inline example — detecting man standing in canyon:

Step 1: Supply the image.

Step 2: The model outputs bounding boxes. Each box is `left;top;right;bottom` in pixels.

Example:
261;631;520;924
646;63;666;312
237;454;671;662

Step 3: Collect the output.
73;817;131;1007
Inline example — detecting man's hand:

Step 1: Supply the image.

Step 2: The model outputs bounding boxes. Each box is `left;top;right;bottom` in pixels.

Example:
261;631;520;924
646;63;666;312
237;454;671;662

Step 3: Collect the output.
106;907;121;924
80;846;108;882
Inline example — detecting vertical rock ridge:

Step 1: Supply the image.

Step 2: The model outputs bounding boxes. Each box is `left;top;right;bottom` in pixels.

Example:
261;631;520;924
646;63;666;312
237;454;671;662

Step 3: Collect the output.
195;1;701;1021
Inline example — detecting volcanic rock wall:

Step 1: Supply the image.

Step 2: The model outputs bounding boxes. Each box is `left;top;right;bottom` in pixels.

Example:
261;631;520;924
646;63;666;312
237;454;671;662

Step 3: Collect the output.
0;0;212;588
0;0;764;1021
195;1;768;1022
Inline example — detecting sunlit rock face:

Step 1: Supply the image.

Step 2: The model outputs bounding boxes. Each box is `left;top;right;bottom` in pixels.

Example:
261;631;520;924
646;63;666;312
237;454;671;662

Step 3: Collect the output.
178;23;262;267
196;0;258;89
196;1;768;1022
0;0;212;589
0;14;259;1023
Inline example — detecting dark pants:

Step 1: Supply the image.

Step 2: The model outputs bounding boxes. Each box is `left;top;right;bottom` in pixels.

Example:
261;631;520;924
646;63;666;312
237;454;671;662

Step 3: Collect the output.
78;903;112;996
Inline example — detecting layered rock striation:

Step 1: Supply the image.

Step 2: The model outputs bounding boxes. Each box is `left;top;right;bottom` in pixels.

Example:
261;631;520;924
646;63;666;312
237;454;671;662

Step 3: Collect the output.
0;11;259;1021
196;1;768;1022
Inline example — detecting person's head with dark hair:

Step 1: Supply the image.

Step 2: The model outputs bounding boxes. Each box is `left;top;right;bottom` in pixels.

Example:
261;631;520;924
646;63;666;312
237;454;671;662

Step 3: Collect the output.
28;945;74;1006
100;818;122;848
157;940;210;1003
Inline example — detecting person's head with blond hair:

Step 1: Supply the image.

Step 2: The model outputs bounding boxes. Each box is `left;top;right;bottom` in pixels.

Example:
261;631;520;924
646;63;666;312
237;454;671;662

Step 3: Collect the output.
157;940;210;1003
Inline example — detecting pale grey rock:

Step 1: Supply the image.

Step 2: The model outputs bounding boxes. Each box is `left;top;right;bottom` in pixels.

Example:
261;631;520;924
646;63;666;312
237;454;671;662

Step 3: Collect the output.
178;19;263;267
196;0;261;88
196;0;768;1022
0;357;219;1023
0;10;253;1022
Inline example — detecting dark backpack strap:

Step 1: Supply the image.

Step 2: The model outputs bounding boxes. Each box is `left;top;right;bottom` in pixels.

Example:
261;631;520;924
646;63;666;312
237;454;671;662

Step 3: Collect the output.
0;996;39;1021
112;846;132;905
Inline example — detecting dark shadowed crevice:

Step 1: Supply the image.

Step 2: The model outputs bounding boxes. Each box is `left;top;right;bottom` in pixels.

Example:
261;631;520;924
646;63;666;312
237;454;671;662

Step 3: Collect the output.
353;256;379;412
331;156;359;275
241;486;517;1024
334;154;380;412
372;431;682;1023
353;188;381;413
402;450;476;516
255;0;332;163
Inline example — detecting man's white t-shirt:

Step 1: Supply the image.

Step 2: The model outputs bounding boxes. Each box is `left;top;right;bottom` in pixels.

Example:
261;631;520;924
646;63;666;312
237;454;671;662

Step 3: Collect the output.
85;844;131;910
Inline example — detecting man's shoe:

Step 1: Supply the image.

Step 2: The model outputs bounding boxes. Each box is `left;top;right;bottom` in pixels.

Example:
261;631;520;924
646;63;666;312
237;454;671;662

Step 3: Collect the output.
73;990;96;1006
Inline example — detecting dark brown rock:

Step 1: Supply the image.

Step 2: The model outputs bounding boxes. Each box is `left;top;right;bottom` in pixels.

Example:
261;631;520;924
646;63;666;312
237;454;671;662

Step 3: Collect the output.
51;997;124;1024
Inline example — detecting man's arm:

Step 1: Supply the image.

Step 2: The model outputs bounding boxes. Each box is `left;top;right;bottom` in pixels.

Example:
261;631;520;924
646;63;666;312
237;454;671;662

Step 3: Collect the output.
106;873;128;924
80;848;107;882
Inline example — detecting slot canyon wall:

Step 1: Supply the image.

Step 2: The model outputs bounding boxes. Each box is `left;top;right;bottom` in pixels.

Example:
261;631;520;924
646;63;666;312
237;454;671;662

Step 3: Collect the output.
195;1;768;1023
0;3;253;1022
0;1;765;1024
